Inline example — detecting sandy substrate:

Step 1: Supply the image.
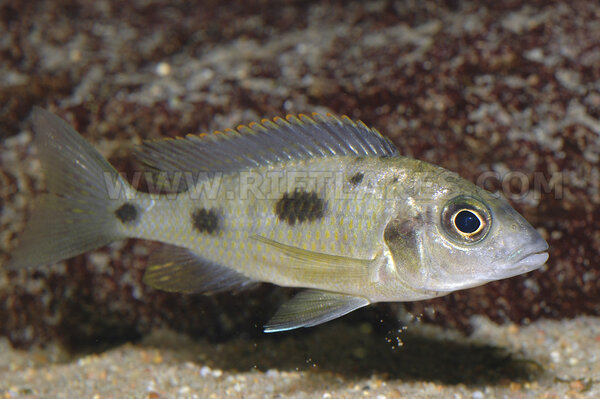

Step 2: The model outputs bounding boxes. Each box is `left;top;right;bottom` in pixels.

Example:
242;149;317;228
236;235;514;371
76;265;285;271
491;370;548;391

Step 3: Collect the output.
1;315;598;398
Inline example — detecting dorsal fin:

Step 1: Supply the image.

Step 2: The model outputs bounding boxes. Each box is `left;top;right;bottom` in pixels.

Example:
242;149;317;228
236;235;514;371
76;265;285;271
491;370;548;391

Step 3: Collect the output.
134;114;398;174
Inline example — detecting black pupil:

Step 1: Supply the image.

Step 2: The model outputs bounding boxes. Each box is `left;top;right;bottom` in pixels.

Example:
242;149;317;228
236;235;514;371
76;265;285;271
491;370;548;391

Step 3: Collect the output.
454;210;480;234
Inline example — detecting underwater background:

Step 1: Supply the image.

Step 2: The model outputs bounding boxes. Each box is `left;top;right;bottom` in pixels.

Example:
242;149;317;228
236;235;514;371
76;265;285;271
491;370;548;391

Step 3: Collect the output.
1;0;599;397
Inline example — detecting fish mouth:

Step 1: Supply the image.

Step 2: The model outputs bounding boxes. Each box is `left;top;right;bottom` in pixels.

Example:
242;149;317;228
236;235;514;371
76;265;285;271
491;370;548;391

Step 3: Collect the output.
484;239;549;280
514;251;549;269
505;239;549;275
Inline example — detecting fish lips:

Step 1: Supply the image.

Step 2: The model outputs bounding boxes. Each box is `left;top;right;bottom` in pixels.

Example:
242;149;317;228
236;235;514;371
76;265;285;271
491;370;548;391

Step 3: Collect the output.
489;238;549;280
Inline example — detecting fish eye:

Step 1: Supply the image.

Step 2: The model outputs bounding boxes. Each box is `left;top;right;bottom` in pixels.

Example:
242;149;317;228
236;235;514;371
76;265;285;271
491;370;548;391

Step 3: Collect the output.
454;210;481;234
441;196;491;244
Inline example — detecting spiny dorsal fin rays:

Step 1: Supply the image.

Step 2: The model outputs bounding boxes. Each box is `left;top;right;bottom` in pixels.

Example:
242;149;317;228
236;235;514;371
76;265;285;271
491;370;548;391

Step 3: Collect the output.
133;113;399;176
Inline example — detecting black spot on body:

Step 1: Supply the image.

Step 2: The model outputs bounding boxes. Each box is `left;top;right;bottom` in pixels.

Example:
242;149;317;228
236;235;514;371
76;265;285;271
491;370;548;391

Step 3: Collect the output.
275;188;326;225
192;208;219;234
349;172;364;185
115;203;138;223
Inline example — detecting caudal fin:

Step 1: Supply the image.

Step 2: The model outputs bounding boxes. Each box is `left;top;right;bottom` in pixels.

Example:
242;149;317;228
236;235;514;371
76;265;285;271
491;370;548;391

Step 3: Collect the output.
7;108;134;269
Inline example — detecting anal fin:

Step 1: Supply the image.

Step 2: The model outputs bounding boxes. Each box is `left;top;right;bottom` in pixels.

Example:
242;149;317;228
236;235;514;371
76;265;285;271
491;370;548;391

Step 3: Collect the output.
264;289;370;333
143;244;256;294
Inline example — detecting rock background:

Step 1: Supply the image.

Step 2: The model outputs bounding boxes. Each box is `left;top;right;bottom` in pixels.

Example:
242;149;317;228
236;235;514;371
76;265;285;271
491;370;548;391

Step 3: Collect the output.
1;0;599;349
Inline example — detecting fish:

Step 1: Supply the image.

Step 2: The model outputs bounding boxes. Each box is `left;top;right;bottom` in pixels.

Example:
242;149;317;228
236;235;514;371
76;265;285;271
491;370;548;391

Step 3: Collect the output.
7;107;549;332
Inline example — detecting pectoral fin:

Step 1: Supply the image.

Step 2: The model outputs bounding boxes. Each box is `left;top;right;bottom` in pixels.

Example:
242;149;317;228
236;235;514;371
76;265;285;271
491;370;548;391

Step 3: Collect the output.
264;289;370;333
251;235;372;283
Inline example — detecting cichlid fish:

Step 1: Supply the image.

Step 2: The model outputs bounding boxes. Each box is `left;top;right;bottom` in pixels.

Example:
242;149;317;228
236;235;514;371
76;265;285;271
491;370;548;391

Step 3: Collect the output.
8;108;549;332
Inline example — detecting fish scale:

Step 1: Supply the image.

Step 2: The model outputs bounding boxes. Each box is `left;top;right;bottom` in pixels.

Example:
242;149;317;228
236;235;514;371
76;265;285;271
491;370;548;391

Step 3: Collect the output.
8;108;549;332
123;157;390;294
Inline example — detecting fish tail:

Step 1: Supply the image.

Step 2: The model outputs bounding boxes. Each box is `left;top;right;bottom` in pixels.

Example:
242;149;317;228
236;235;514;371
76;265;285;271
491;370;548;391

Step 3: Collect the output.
7;107;135;269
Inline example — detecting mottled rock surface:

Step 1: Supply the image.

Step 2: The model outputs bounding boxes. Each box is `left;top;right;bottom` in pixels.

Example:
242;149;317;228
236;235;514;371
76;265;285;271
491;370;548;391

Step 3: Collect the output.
1;0;599;349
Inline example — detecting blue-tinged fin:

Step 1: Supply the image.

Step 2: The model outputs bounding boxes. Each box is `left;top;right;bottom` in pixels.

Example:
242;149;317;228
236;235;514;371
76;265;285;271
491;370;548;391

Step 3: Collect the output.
143;243;256;294
264;289;370;332
7;108;133;269
134;113;399;175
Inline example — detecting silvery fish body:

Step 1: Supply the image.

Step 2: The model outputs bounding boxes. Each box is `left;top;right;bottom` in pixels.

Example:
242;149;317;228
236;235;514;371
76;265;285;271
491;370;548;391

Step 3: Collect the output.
8;108;549;331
